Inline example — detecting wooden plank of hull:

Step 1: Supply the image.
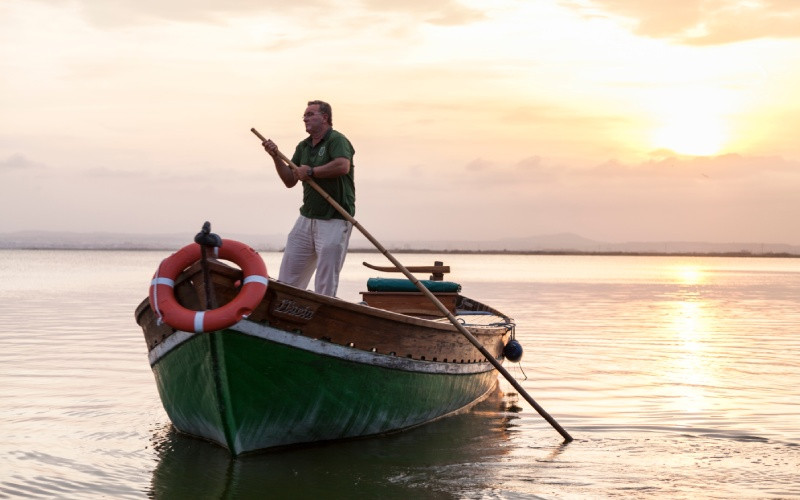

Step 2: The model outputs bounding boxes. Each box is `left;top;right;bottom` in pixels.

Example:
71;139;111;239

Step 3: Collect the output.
150;322;500;455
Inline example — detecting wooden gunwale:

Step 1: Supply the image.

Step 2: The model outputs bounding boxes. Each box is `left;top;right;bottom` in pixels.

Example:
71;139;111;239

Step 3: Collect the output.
135;259;511;365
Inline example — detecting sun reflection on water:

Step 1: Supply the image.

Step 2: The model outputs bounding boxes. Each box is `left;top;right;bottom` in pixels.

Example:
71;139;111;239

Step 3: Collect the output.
671;301;711;411
674;265;704;285
665;264;715;414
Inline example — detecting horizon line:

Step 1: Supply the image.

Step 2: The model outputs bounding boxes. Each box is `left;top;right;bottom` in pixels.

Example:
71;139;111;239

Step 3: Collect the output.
1;244;798;258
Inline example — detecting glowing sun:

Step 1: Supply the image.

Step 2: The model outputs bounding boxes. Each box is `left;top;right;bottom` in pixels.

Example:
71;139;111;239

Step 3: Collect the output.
647;86;734;157
652;115;727;156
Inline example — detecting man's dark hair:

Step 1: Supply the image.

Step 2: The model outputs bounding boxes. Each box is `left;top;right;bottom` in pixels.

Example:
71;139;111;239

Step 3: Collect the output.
308;100;332;126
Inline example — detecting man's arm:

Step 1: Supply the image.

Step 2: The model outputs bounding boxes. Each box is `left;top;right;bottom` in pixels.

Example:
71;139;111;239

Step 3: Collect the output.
296;157;351;181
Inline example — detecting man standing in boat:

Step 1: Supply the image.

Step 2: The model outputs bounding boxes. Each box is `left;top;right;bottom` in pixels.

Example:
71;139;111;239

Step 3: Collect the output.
262;100;356;297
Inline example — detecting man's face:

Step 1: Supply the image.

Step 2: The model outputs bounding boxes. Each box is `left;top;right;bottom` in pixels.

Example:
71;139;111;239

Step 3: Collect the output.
303;105;325;134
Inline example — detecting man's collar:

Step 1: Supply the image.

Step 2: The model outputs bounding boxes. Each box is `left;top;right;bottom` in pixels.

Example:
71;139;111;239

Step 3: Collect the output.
306;127;333;145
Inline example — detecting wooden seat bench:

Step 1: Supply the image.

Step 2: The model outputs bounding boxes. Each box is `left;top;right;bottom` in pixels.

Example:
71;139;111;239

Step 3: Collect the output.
360;261;458;317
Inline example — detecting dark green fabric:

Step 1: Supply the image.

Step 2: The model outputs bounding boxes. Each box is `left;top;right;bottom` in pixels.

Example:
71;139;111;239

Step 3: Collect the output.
292;129;355;220
367;278;461;293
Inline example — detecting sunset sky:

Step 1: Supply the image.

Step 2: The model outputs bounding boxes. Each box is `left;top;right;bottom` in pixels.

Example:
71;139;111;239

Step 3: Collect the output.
2;0;800;246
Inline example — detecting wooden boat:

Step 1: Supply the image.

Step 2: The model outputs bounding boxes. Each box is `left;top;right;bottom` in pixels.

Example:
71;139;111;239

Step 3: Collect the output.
134;241;515;456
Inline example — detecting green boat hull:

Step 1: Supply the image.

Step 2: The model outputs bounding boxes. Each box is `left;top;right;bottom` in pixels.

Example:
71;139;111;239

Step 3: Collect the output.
150;321;499;455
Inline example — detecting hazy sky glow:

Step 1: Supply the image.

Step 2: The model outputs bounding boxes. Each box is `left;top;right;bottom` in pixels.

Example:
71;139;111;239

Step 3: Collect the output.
2;0;800;245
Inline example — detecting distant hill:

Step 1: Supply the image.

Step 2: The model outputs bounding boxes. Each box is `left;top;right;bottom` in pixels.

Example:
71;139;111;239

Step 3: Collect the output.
1;230;798;256
353;232;800;256
0;231;286;250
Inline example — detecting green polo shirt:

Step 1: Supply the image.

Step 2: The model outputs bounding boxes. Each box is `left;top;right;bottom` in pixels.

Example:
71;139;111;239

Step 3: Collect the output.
291;128;355;220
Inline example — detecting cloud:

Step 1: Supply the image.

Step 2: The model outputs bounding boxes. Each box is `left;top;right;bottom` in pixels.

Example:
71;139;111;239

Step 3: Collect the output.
518;153;800;243
32;0;327;27
352;151;800;243
465;158;493;171
0;154;47;172
566;0;800;45
34;0;484;28
2;148;798;243
633;152;799;179
358;0;486;26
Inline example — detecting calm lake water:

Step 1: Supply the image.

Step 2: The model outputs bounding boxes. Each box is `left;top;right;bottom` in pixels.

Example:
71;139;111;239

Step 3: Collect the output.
1;249;799;499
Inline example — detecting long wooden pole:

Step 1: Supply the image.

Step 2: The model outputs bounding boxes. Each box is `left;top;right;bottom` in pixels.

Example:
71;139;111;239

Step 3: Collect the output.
251;127;573;442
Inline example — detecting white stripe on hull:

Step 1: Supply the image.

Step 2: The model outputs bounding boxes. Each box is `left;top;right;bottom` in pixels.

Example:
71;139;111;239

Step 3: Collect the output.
149;319;496;376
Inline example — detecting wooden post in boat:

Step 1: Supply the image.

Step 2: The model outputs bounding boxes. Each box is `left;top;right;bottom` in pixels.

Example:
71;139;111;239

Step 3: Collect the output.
194;221;222;309
251;128;573;443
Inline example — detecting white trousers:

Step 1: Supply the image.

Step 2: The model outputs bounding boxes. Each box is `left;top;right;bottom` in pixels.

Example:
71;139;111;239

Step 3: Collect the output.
278;216;353;297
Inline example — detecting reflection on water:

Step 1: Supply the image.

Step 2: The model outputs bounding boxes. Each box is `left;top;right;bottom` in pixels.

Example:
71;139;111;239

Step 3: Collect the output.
148;389;524;499
1;250;799;498
672;263;705;286
669;300;713;413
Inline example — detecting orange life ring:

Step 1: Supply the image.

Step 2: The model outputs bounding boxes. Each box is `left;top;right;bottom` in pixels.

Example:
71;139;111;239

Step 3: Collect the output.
148;239;268;333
